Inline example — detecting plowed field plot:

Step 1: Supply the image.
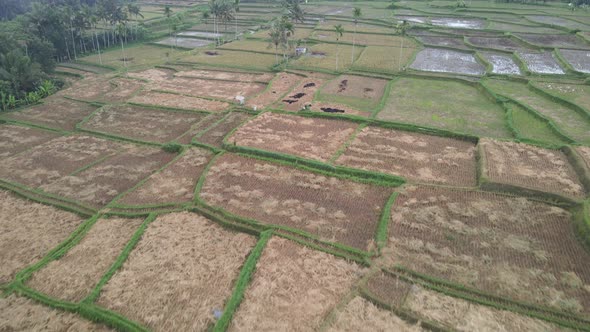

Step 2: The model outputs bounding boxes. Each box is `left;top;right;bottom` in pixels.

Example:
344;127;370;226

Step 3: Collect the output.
384;186;590;316
417;36;469;49
180;50;278;71
3;97;99;131
246;72;303;110
0;135;127;188
559;49;590;73
228;112;358;161
99;78;145;103
525;15;590;31
430;17;485;29
148;76;266;101
479;139;586;199
61;76;139;102
155;37;211;48
279;77;327;111
534;82;590;111
334;126;477;186
27;216;143;302
466;36;527;51
80;105;207;143
410;48;486;75
0;190;84;284
317;75;389;111
174;69;273;82
176;113;226;144
517;51;565;74
351;45;418;75
129;90;230;112
195;112;252;148
378;78;511;138
480;52;521;75
127;67;175;81
98;212;256;331
200;154;392;250
229;237;365;331
366;273;571;331
516;33;590;49
0;125;60;158
117;148;213;205
0;295;112;331
40;146;176;208
484;79;590;144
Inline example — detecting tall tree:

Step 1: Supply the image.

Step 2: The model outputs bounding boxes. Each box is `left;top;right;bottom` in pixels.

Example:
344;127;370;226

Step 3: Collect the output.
282;0;304;23
334;24;344;71
395;20;409;71
234;0;240;40
351;7;361;63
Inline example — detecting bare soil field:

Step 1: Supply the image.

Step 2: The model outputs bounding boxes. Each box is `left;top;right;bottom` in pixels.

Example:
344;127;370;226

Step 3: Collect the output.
196;112;252;148
60;76;120;102
200;154;392;250
246;72;303;110
174;69;274;82
516;33;590;49
228;112;358;162
81;104;207;143
3;97;99;131
129;90;230;112
98;212;256;331
279;76;328;111
480;139;586;199
559;49;590;74
0;125;60;158
0;190;84;284
0;295;112;331
99;78;145;103
148;76;266;101
118;148;213;205
517;51;565;74
27;217;143;302
334;126;477;186
0;135;128;188
127;67;175;81
410;48;486;75
466;36;527;51
480;52;522;75
40;146;176;208
229;237;365;331
383;185;590;315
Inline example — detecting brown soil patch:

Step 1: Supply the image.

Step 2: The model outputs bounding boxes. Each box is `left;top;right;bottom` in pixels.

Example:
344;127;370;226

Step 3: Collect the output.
246;72;303;109
326;296;423;332
100;78;144;103
365;271;411;308
60;75;113;101
148;77;266;101
0;125;60;158
98;212;256;331
27;216;143;302
384;186;590;316
129;91;229;112
576;146;590;170
200;154;392;250
0;190;84;284
228;112;358;162
174;69;274;82
480;139;586;199
335;127;477;186
0;135;128;188
229;237;365;331
321;75;388;101
3;97;99;131
279;77;327;111
118;148;213;205
176;113;227;144
0;295;112;331
41;146;176;208
196;112;252;148
128;68;175;81
81;105;207;143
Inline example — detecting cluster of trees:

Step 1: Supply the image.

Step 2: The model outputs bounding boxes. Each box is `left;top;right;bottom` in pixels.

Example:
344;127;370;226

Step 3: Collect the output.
206;0;241;44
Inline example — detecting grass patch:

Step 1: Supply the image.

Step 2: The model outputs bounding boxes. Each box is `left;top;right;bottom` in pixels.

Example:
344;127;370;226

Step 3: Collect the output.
351;45;418;74
509;103;569;145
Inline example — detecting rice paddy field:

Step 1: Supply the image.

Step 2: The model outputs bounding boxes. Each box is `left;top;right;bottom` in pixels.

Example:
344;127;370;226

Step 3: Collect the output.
1;0;590;331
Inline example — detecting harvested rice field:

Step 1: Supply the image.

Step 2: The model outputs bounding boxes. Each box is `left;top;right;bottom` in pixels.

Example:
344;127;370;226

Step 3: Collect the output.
334;126;477;186
3;1;590;330
200;153;392;250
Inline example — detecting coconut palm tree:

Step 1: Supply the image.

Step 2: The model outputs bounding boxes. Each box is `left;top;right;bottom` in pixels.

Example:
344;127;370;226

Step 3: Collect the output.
395;19;409;71
351;7;361;63
334;24;344;71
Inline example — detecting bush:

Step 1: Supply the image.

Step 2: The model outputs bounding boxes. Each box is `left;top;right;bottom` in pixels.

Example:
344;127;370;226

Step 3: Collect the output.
162;142;183;153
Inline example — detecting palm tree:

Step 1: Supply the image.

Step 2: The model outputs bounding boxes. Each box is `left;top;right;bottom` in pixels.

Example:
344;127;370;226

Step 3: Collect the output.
395;20;409;71
269;20;282;64
209;0;221;45
282;0;305;23
334;24;344;71
234;0;240;40
351;7;361;63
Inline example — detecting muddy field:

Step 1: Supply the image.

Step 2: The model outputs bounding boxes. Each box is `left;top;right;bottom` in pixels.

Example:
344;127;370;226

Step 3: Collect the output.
525;15;590;31
228;112;358;162
0;190;84;284
27;217;143;302
155;37;211;48
480;139;585;198
383;185;590;316
480;52;522;75
3;97;99;131
200;154;392;250
129;90;230;112
559;49;590;74
98;212;256;331
118;148;213;205
0;135;128;188
246;72;303;110
81;104;207;143
40;146;176;208
334;126;477;186
417;36;469;50
195;112;252;148
230;237;365;331
430;17;486;29
516;33;590;50
517;51;565;74
0;125;60;158
410;48;486;76
466;36;526;51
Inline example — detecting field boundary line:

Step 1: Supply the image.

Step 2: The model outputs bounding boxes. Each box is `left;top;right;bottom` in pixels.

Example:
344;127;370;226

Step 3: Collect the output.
375;192;399;254
328;123;366;164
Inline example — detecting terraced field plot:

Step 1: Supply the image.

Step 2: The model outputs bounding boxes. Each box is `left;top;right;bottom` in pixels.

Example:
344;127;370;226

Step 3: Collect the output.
195;112;252;148
516;33;590;49
180;50;278;71
0;124;60;158
292;43;363;72
378;77;511;138
466;36;527;51
351;45;417;75
384;186;590;316
517;51;565;74
479;52;521;75
80;44;181;70
317;75;389;111
334;126;477;186
479;139;586;199
533;82;590;111
508;103;569;145
410;48;486;75
228;112;358;161
559;49;590;74
246;72;303;109
148;76;266;101
417;36;469;49
129;90;230;111
200;154;392;251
